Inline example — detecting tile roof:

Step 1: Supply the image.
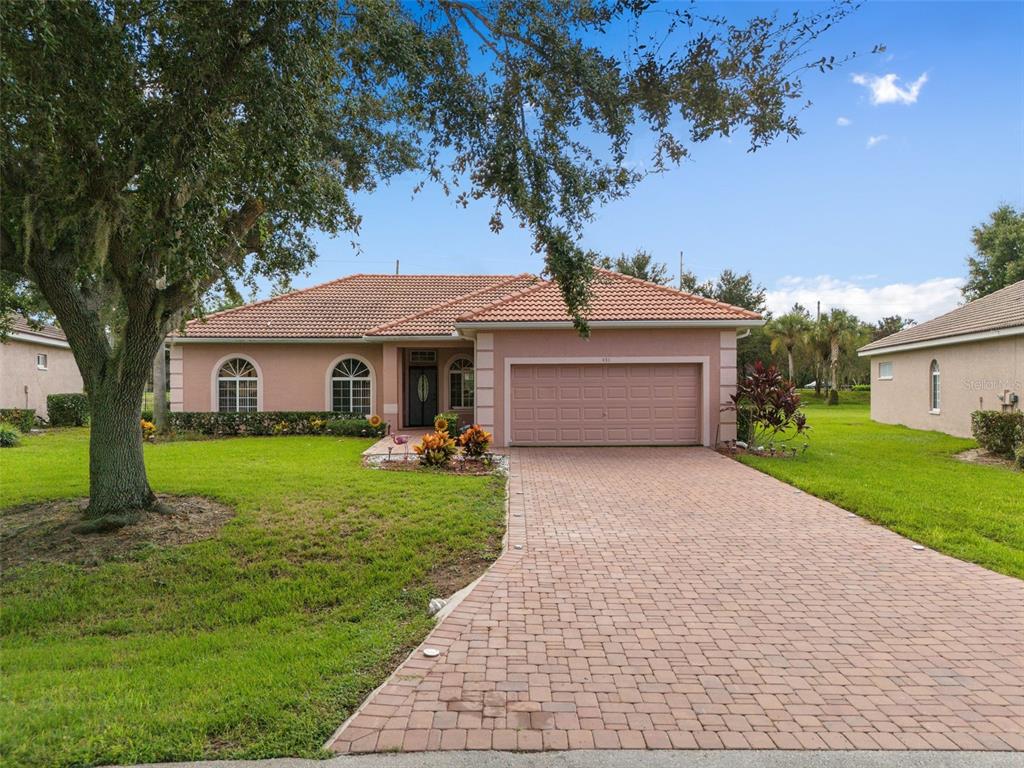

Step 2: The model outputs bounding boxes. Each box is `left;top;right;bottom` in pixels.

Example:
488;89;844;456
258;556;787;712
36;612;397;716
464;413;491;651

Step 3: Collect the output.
8;315;67;342
366;274;540;336
180;270;761;340
859;280;1024;353
182;274;520;338
456;269;763;324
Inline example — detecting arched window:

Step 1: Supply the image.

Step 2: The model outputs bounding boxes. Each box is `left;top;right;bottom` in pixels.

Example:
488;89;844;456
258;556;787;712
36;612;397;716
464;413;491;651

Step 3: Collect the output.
449;357;474;409
930;360;941;412
217;358;258;412
332;358;372;415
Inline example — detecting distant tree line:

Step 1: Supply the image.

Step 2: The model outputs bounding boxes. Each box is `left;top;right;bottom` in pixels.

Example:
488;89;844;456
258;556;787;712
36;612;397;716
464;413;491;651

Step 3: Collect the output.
599;203;1023;400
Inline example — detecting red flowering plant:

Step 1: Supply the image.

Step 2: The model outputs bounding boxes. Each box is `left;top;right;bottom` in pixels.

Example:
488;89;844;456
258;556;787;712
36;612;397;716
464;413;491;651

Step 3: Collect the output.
724;361;810;455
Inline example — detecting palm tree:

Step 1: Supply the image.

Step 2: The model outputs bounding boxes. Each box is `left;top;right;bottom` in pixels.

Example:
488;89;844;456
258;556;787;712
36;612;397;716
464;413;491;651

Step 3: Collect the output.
766;310;810;382
817;309;861;399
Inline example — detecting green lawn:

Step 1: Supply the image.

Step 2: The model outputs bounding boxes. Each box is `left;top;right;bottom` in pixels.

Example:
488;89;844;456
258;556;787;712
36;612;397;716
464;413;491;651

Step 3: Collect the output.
0;430;505;768
739;390;1023;579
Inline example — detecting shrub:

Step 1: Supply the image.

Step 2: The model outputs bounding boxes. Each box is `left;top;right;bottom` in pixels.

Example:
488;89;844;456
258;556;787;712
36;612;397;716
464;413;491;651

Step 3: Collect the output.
325;417;385;437
458;424;493;458
47;393;90;426
971;410;1024;459
434;411;458;436
0;422;21;447
168;411;387;438
414;430;457;467
0;408;35;433
726;361;810;450
140;419;156;439
852;384;871;392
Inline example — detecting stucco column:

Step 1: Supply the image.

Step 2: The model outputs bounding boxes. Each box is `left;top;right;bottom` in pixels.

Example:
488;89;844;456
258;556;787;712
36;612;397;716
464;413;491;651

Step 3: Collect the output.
169;344;184;413
474;332;495;437
382;343;399;424
718;330;738;442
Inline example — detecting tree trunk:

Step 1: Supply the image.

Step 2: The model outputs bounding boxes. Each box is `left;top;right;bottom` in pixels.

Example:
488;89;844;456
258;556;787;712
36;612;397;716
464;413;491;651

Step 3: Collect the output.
787;349;795;383
85;370;156;519
829;340;840;395
152;341;168;431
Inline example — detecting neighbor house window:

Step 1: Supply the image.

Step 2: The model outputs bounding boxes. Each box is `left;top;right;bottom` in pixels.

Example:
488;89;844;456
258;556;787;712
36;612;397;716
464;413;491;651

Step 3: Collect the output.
449;357;474;408
217;358;258;412
930;360;941;412
36;353;47;370
878;361;893;380
332;358;371;415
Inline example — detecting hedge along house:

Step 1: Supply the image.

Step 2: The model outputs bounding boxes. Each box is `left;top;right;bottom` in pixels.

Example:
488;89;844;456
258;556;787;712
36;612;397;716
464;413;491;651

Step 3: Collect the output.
170;270;763;447
858;280;1023;438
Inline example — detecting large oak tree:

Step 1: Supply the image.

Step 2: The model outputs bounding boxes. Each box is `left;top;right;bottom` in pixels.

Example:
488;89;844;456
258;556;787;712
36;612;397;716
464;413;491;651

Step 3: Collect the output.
1;0;866;520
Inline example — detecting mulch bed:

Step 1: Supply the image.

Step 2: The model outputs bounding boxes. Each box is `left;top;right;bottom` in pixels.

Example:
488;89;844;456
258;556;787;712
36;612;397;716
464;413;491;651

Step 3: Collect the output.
953;448;1019;471
370;457;501;475
0;494;233;574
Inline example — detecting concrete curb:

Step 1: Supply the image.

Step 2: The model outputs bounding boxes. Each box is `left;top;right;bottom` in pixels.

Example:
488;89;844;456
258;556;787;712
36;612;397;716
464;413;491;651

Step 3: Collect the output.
114;749;1023;768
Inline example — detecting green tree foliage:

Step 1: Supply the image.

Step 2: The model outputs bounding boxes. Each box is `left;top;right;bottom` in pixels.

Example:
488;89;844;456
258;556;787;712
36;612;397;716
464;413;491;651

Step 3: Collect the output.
766;307;811;382
596;249;671;285
1;0;864;516
963;205;1024;301
680;268;769;373
816;309;861;402
872;314;914;341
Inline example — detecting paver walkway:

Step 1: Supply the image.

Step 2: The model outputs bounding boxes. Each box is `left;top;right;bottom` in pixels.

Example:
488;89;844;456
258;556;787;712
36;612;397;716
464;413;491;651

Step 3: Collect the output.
328;448;1024;754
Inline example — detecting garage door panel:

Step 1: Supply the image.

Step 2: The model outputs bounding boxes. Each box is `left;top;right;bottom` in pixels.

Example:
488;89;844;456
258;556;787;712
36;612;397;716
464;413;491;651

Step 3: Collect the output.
510;362;701;446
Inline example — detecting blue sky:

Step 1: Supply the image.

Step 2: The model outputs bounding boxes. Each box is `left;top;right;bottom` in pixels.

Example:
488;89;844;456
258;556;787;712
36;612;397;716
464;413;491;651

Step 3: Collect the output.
302;1;1023;323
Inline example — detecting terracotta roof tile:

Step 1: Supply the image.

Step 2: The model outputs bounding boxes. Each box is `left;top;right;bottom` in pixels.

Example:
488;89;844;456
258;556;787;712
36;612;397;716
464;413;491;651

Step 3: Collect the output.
860;280;1024;352
181;270;761;339
456;269;763;324
182;274;520;338
367;274;540;336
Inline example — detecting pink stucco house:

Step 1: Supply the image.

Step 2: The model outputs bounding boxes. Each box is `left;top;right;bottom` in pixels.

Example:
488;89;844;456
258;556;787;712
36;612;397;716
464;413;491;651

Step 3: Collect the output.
170;270;763;447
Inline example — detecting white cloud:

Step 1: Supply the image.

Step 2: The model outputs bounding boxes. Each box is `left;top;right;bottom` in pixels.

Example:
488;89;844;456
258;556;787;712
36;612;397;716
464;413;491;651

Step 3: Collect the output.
836;116;852;127
866;134;888;149
852;72;928;105
766;275;963;324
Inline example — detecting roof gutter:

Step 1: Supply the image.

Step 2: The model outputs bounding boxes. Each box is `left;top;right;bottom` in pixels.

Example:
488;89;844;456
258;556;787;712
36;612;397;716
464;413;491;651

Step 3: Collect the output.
7;331;71;349
171;333;468;345
858;325;1024;357
454;319;765;331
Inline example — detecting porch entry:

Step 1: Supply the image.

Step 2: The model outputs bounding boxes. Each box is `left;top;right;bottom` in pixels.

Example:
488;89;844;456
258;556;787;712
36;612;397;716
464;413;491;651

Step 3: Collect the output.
406;365;438;427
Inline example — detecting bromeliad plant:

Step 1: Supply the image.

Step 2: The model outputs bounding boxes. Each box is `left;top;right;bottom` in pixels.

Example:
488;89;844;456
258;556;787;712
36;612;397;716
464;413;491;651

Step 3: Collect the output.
413;429;458;468
727;361;810;454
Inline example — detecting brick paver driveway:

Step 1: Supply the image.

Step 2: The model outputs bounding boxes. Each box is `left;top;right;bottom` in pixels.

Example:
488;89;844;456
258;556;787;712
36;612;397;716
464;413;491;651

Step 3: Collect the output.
328;448;1023;754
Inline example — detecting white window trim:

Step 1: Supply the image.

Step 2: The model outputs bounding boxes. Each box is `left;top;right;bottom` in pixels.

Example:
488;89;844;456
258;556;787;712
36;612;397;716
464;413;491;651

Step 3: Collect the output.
877;361;893;381
324;353;376;414
447;356;475;410
502;356;712;447
210;353;263;412
929;360;941;414
36;353;48;370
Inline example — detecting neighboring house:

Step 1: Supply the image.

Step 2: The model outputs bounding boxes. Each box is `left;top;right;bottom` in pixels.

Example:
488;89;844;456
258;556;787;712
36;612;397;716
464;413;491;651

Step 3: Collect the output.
0;317;85;420
858;280;1023;438
171;270;763;447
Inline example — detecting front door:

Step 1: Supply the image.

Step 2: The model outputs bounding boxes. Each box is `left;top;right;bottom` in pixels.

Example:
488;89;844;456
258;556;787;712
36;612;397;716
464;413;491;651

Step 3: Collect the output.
406;366;438;427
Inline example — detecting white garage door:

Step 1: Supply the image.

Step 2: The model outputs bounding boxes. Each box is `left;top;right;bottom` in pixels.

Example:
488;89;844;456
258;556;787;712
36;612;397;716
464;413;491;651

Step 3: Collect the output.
509;363;701;446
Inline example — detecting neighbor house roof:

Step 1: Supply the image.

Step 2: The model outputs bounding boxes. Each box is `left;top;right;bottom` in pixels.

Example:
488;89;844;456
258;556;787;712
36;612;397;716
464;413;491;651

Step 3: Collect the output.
859;280;1024;355
455;269;763;325
179;270;762;341
6;315;69;345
